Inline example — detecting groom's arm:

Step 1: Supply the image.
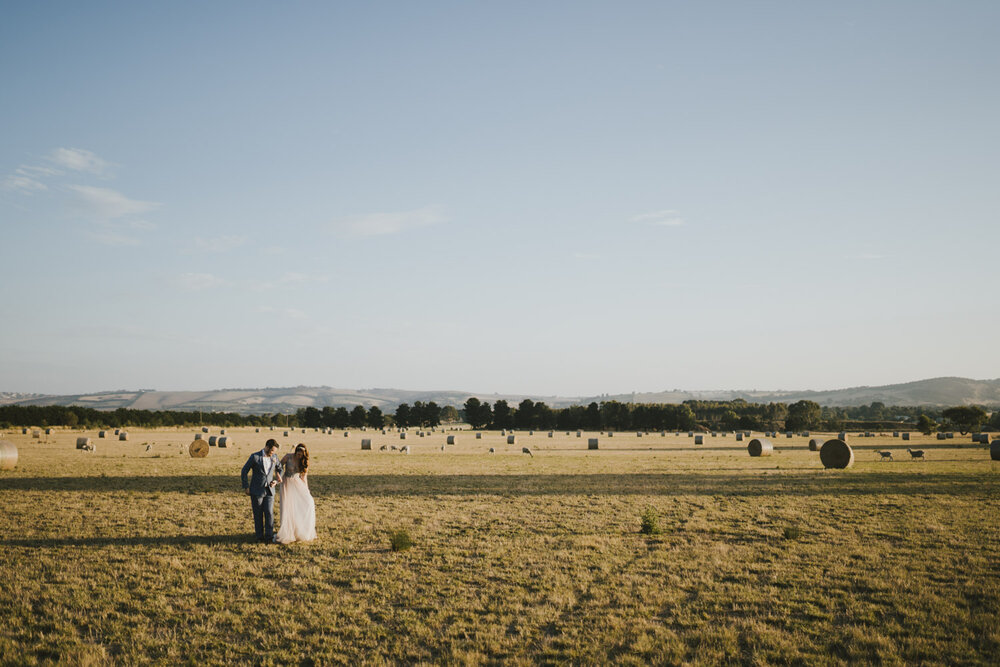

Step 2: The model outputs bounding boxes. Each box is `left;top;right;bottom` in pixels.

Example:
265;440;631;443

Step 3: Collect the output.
274;456;284;482
241;456;253;492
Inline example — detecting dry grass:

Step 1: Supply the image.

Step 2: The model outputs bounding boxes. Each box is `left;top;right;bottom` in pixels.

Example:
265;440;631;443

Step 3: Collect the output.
1;428;998;665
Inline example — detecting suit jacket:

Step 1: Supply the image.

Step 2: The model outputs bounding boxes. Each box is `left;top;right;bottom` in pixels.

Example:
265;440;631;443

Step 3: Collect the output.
241;450;283;497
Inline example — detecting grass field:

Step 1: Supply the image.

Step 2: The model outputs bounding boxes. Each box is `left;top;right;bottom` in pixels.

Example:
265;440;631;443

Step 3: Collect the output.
1;427;998;665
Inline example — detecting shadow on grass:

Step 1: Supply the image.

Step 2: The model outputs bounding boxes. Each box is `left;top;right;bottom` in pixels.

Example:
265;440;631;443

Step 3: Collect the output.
0;533;252;548
0;471;996;497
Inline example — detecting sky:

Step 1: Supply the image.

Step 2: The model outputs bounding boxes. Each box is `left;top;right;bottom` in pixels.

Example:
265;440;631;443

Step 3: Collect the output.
1;1;998;397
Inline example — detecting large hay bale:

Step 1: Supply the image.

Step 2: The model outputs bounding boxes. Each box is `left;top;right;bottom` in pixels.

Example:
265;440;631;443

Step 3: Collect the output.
902;432;911;441
208;435;218;446
118;432;129;441
588;438;599;450
46;428;55;435
344;431;350;437
220;429;226;435
694;435;704;445
808;438;822;451
937;433;946;440
548;431;554;438
31;430;40;439
283;431;290;437
98;430;107;438
447;435;456;445
820;439;854;469
76;437;92;449
0;440;18;470
255;428;260;433
475;433;482;439
576;431;582;437
361;439;372;450
21;428;28;435
400;432;407;440
946;432;954;439
217;436;231;448
893;431;899;438
991;440;1000;461
202;427;209;433
736;433;744;441
507;435;517;444
747;438;773;457
189;439;209;458
114;429;121;436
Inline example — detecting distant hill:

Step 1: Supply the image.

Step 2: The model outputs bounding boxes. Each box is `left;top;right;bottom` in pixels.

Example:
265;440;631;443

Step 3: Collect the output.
2;377;998;414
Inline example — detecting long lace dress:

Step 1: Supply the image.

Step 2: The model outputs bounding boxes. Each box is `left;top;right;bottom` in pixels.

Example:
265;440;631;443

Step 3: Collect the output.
275;455;317;544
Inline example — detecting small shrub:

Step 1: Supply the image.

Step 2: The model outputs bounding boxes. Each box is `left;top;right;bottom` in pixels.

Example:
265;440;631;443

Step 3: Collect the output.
783;525;801;540
640;508;661;535
390;529;414;552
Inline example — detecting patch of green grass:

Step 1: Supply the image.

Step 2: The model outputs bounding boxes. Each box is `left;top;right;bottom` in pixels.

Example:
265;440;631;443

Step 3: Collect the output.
389;528;414;552
640;507;661;535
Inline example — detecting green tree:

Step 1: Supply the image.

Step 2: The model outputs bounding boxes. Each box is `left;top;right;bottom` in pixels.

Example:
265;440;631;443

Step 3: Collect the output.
492;400;512;429
941;405;988;434
440;405;459;423
349;405;368;428
367;406;385;428
395;403;412;428
785;400;821;431
916;413;937;435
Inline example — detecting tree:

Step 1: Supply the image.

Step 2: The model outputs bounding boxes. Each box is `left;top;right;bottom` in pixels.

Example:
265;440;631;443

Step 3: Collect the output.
395;403;412;428
492;400;512;429
514;399;536;429
349;405;368;428
367;406;385;428
785;400;821;431
916;413;937;435
440;405;459;423
333;407;350;428
941;405;988;434
463;397;493;430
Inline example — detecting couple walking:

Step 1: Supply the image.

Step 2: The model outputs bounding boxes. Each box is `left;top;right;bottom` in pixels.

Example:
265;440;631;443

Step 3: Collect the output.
241;439;316;544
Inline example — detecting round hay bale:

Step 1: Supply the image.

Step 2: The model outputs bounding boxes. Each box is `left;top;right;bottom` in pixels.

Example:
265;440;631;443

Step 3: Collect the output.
892;431;899;438
637;432;643;437
98;430;107;438
820;439;854;469
21;428;28;435
189;439;209;458
76;437;92;449
747;438;773;457
400;432;407;440
202;427;209;433
808;438;822;451
46;428;55;435
946;432;954;439
344;431;350;437
901;432;911;441
208;436;218;446
548;431;554;437
736;433;744;441
475;433;482;439
447;435;456;445
32;430;41;439
255;428;260;433
361;439;372;450
936;433;946;440
991;439;1000;461
118;432;129;441
608;432;614;437
576;431;582;437
588;438;599;450
220;429;226;435
0;440;19;470
114;429;120;436
507;435;517;445
217;436;232;448
694;435;704;445
838;432;847;441
283;431;290;437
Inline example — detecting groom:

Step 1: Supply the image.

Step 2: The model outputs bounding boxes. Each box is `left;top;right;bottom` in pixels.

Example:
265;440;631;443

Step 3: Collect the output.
241;439;283;543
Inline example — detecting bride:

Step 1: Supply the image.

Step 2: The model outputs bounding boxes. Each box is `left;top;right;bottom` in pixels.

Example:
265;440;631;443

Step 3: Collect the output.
275;443;316;544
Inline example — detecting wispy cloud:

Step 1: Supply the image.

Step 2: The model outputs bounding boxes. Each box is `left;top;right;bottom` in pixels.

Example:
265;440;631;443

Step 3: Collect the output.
630;209;685;227
48;147;113;175
1;174;47;193
188;235;248;253
89;229;144;247
248;272;329;291
176;272;227;290
336;206;447;237
68;185;160;220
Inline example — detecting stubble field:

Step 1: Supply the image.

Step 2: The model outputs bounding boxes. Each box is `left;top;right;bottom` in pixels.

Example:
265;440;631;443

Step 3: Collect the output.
1;426;998;665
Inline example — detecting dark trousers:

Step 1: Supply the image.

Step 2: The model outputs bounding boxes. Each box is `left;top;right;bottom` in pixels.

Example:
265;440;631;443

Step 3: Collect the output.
251;494;275;541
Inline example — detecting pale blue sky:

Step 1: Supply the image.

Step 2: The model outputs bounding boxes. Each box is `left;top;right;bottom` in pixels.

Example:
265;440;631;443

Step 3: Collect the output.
2;1;998;396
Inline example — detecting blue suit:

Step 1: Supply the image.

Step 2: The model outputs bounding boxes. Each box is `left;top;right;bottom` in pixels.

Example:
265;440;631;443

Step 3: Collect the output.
241;450;283;541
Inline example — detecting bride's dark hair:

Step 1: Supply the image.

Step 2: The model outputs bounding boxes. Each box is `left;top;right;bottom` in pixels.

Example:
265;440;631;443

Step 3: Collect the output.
295;443;309;475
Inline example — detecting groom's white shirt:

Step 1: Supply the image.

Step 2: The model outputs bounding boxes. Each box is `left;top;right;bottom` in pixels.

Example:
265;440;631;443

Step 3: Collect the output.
259;449;272;476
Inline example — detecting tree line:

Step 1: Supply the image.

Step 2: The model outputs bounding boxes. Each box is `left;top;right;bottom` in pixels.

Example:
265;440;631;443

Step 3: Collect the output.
1;399;993;434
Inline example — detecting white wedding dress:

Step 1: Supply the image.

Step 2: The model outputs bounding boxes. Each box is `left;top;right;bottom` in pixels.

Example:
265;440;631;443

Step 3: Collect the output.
275;455;316;544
